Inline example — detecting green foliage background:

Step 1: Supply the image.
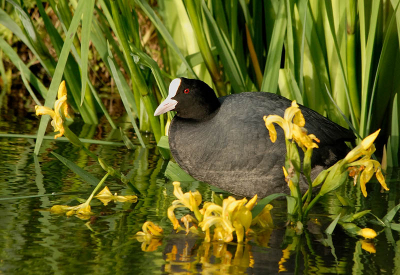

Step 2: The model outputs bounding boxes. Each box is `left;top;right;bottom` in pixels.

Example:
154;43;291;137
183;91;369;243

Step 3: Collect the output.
0;0;399;166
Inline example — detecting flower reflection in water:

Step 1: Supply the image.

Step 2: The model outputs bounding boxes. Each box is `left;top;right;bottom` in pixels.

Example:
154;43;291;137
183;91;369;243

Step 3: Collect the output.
164;241;255;274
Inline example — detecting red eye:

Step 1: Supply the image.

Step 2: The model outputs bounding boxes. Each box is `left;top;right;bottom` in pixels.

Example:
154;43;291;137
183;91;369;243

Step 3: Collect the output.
184;88;190;94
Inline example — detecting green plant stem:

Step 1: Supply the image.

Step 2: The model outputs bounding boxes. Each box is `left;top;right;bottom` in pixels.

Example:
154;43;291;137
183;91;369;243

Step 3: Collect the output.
185;0;227;97
286;140;303;221
304;194;322;219
85;172;110;204
302;181;313;213
295;180;303;221
302;149;313;211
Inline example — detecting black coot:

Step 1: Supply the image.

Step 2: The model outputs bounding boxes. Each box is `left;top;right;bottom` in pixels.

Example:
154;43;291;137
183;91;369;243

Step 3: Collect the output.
154;78;355;198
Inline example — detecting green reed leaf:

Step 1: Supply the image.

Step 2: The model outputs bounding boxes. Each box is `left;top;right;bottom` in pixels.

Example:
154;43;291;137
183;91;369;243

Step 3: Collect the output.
261;0;286;93
202;0;247;93
80;0;95;105
165;161;195;182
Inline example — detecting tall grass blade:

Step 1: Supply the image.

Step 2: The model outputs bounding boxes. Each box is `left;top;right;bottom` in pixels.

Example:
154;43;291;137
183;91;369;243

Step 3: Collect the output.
324;0;358;130
202;1;247;93
186;0;227;96
366;1;400;138
390;93;399;166
176;47;218;76
261;0;286;94
383;202;400;224
94;4;129;73
298;1;307;96
285;0;295;75
80;0;95;106
360;0;380;137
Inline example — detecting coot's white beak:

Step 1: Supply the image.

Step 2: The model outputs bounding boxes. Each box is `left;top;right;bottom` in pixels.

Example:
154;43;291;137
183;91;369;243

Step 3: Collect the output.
154;78;181;116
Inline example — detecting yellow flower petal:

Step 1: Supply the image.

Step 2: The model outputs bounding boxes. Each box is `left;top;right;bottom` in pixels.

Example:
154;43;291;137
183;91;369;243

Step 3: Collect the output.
237;208;252;230
283;101;300;123
345;130;380;163
263;115;279;142
349;158;389;197
35;106;56;118
167;204;183;230
212;227;225;242
233;221;245;243
245;194;258;210
57;80;67;98
358;228;377;239
96;186;113;197
376;169;389;191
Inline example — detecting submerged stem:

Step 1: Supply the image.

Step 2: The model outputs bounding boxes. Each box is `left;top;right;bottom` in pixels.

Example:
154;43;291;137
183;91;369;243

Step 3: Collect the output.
86;173;110;204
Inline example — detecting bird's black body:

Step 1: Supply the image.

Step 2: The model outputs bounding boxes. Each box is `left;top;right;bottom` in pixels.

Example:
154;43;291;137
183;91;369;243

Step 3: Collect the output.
156;78;355;198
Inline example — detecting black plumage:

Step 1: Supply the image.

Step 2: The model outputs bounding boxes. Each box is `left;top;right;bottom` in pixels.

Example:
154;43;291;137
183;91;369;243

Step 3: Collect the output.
155;78;355;198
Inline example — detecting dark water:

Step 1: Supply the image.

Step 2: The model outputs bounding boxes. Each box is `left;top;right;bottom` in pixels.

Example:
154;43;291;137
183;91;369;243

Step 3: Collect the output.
1;117;400;274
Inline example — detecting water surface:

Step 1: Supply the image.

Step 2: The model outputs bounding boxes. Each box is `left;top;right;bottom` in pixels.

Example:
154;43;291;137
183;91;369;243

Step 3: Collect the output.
1;118;400;274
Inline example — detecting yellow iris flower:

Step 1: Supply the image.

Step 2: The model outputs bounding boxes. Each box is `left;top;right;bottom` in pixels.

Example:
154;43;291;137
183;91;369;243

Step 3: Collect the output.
345;130;389;197
349;159;388;197
165;182;275;243
167;181;203;230
35;81;70;139
199;196;256;243
171;181;202;211
263;101;319;150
